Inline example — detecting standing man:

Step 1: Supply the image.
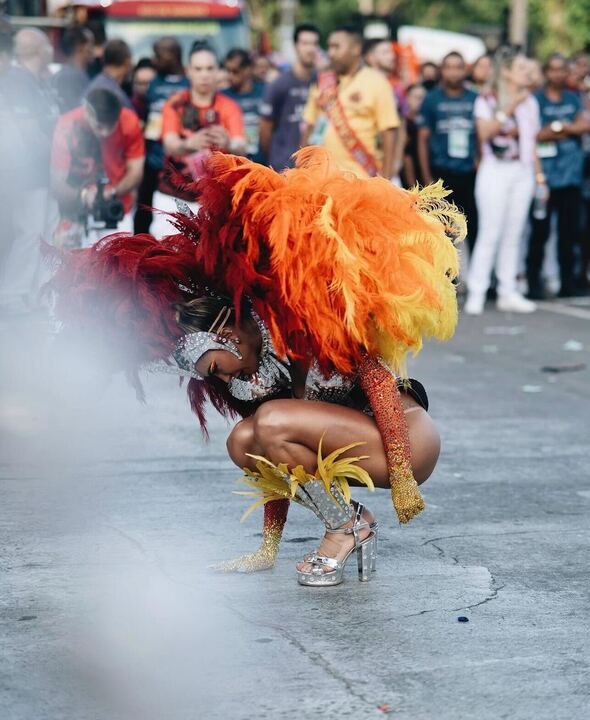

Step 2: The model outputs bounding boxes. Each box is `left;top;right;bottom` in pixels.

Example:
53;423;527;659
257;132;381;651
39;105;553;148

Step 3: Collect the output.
301;25;400;179
363;38;407;114
133;37;188;234
222;48;266;163
51;88;144;247
85;39;133;111
527;53;590;298
259;23;320;170
417;52;478;253
156;45;244;234
363;37;406;183
53;26;94;113
421;62;440;91
0;28;58;315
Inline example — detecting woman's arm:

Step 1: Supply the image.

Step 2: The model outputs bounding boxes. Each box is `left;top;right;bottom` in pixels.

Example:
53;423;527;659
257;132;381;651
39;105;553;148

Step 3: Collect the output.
476;89;530;142
358;355;424;523
417;126;433;185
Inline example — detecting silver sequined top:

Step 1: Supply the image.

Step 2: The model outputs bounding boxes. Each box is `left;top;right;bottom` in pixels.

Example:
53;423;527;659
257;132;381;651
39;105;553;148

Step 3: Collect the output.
226;318;362;408
228;358;361;407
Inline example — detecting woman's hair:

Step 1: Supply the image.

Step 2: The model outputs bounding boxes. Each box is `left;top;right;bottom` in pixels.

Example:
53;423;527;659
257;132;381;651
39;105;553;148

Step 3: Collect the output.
133;56;155;74
174;295;255;336
174;295;236;335
491;46;524;106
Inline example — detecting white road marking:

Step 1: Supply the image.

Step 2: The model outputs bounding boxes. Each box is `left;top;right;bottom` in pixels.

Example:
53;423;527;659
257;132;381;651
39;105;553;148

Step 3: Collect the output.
536;301;590;321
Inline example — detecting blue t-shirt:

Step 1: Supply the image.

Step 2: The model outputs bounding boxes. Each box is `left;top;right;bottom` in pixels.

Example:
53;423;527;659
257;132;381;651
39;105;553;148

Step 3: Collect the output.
85;73;134;112
222;81;266;163
260;69;313;170
535;89;583;189
144;74;189;170
417;86;477;173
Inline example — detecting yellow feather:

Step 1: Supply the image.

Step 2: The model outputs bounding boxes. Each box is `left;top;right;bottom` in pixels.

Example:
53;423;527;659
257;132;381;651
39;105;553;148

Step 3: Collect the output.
236;439;375;520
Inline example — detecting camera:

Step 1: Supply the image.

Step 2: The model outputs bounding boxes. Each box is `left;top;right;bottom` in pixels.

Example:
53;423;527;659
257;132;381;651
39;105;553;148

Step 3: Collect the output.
181;105;220;132
92;174;124;229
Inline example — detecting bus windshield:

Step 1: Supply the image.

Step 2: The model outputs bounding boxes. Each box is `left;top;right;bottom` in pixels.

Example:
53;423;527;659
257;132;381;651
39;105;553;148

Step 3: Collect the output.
103;1;249;62
105;18;248;61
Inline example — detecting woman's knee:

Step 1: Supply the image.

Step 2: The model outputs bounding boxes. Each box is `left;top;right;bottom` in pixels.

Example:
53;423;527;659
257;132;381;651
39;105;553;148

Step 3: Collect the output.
226;418;255;466
252;400;291;447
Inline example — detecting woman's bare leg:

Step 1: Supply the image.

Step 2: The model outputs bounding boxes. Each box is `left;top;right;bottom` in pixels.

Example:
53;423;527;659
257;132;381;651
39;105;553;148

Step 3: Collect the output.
245;399;440;573
225;399;441;573
226;416;261;470
251;399;440;486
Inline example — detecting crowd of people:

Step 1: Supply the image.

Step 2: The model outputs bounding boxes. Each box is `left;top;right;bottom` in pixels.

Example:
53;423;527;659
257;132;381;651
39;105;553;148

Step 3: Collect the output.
1;17;590;317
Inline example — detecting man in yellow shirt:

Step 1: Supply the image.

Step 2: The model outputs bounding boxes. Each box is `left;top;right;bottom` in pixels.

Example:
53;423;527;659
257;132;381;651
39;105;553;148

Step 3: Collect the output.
301;25;400;178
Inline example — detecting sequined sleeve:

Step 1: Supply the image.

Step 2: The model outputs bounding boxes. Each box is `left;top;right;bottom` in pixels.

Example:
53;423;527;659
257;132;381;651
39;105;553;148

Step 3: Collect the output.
358;355;425;523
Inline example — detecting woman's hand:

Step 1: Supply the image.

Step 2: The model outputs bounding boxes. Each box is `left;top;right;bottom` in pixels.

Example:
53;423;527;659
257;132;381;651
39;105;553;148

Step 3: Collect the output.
536;181;549;202
289;358;310;399
211;546;277;573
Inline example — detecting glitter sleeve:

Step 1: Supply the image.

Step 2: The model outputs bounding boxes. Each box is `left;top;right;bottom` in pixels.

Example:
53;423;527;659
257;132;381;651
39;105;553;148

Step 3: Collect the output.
215;499;290;572
358;355;425;523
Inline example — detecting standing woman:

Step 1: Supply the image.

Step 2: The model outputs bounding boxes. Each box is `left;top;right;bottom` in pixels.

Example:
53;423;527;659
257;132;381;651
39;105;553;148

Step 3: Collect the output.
465;48;546;314
467;53;493;94
400;83;427;188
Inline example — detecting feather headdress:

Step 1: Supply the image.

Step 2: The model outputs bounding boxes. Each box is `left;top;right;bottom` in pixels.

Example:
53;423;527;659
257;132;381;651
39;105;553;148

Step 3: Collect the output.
50;148;464;432
170;147;464;378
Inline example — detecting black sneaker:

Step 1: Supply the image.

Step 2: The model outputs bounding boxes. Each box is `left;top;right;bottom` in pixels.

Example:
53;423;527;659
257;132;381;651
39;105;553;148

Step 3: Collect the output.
558;285;590;298
526;286;546;301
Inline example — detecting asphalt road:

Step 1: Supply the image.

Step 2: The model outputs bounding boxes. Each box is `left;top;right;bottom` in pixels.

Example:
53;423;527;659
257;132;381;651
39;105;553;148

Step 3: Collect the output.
1;298;589;720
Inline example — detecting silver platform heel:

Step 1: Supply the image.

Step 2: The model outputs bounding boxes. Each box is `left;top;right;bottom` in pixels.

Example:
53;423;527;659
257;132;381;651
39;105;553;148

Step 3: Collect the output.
300;500;378;576
296;494;377;587
351;499;378;572
236;445;377;586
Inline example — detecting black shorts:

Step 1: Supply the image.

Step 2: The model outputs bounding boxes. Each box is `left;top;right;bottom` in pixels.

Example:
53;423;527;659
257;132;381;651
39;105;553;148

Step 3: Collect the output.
398;378;429;412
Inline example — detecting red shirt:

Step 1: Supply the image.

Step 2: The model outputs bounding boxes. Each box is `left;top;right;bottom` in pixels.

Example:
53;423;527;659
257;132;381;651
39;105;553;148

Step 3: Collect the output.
51;106;145;213
160;89;244;197
161;89;244;143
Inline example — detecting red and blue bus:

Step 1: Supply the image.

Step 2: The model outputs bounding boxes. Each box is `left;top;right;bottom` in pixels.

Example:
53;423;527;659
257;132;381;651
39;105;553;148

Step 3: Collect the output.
101;0;249;60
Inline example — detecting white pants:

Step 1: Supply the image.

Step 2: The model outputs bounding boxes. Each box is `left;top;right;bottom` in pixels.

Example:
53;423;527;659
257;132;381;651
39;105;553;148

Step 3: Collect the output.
83;211;134;248
468;158;535;299
150;191;199;239
0;187;57;311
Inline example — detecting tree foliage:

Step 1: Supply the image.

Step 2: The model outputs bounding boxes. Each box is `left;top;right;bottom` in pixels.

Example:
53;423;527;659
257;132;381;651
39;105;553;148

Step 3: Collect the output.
250;0;590;58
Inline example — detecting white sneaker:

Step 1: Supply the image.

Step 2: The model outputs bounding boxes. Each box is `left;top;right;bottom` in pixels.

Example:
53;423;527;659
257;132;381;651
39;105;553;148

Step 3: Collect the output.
464;294;485;315
496;294;537;313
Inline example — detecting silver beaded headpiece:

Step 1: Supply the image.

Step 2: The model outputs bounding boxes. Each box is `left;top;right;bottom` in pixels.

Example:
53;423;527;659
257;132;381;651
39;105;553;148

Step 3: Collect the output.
146;200;244;381
149;305;242;381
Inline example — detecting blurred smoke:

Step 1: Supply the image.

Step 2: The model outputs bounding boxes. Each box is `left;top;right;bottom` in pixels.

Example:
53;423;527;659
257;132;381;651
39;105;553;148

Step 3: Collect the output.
0;45;274;715
0;308;258;719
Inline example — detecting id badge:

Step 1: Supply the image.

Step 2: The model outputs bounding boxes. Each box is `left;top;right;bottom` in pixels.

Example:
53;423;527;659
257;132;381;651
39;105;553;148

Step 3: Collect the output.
245;117;260;155
537;142;558;159
448;128;469;159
